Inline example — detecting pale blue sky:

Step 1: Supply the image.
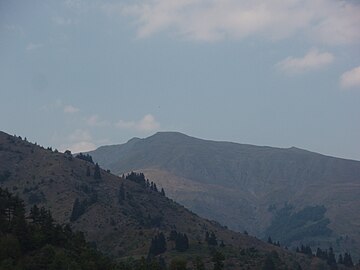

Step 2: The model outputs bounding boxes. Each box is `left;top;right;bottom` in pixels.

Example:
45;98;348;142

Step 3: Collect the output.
1;0;360;160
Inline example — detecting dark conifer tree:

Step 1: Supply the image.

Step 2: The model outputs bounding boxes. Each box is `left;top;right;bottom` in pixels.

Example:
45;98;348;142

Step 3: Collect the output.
86;166;91;177
169;230;178;241
175;233;189;252
76;153;94;164
70;198;85;222
30;204;41;224
158;232;166;252
338;254;343;264
118;183;125;203
148;232;167;257
343;252;354;267
207;232;218;246
205;231;210;243
94;163;101;179
327;247;336;266
161;188;165;196
212;250;225;270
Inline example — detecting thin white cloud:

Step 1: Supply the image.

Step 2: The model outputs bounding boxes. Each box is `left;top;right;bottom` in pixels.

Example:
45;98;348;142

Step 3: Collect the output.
64;105;80;113
115;114;160;132
311;2;360;45
340;66;360;89
3;25;24;36
137;114;160;131
60;129;97;153
276;49;334;73
65;141;97;153
68;129;92;142
26;42;44;51
39;100;63;112
52;16;72;25
112;0;360;45
86;114;110;127
115;119;136;130
64;0;83;9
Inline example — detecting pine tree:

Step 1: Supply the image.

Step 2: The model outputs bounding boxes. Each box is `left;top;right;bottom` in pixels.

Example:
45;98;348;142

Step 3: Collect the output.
207;232;218;246
148;232;167;257
158;232;166;253
160;188;165;196
29;204;41;224
205;231;210;243
169;230;178;241
343;252;354;267
175;233;189;252
327;247;336;266
86;166;91;177
94;163;101;179
70;198;85;222
118;183;125;203
338;254;343;264
212;250;225;270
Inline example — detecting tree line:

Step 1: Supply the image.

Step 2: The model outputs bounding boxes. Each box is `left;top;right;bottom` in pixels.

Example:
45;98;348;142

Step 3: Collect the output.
0;187;113;269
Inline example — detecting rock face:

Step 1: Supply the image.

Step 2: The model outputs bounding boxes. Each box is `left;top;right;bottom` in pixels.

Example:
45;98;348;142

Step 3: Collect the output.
88;131;360;256
1;130;325;269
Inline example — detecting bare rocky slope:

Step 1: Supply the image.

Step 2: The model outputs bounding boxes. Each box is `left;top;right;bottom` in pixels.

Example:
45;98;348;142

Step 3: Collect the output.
0;130;334;269
88;132;360;258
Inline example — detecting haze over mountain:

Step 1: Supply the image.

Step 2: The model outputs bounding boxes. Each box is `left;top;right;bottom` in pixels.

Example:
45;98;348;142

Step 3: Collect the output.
88;132;360;257
1;130;334;269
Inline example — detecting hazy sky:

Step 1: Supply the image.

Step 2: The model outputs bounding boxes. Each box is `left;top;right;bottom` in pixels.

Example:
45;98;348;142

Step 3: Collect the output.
1;0;360;160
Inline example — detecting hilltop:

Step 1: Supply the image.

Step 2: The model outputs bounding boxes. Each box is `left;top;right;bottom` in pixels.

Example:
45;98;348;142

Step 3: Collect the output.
0;130;333;269
88;131;360;257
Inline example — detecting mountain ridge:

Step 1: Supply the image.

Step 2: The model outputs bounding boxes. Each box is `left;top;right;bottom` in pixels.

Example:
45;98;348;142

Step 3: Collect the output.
98;131;356;161
87;131;360;258
1;130;329;269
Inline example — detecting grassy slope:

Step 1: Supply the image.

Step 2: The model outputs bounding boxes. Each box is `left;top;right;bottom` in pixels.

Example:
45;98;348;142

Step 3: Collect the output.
88;132;360;256
0;131;329;269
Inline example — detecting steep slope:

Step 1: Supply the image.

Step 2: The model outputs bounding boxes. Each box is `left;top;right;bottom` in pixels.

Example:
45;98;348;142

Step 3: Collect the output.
0;131;327;269
88;132;360;256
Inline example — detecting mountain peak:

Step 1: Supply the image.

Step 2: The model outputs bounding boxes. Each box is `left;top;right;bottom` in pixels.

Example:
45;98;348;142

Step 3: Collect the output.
126;137;141;144
146;131;197;143
152;131;190;138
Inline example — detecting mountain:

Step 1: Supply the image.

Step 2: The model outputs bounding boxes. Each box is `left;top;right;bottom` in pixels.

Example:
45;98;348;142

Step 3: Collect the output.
88;131;360;257
0;131;330;269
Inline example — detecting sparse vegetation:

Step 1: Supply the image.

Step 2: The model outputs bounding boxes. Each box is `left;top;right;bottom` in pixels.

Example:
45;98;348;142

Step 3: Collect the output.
0;131;349;270
148;232;167;257
264;205;332;246
0;187;114;270
76;153;94;164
